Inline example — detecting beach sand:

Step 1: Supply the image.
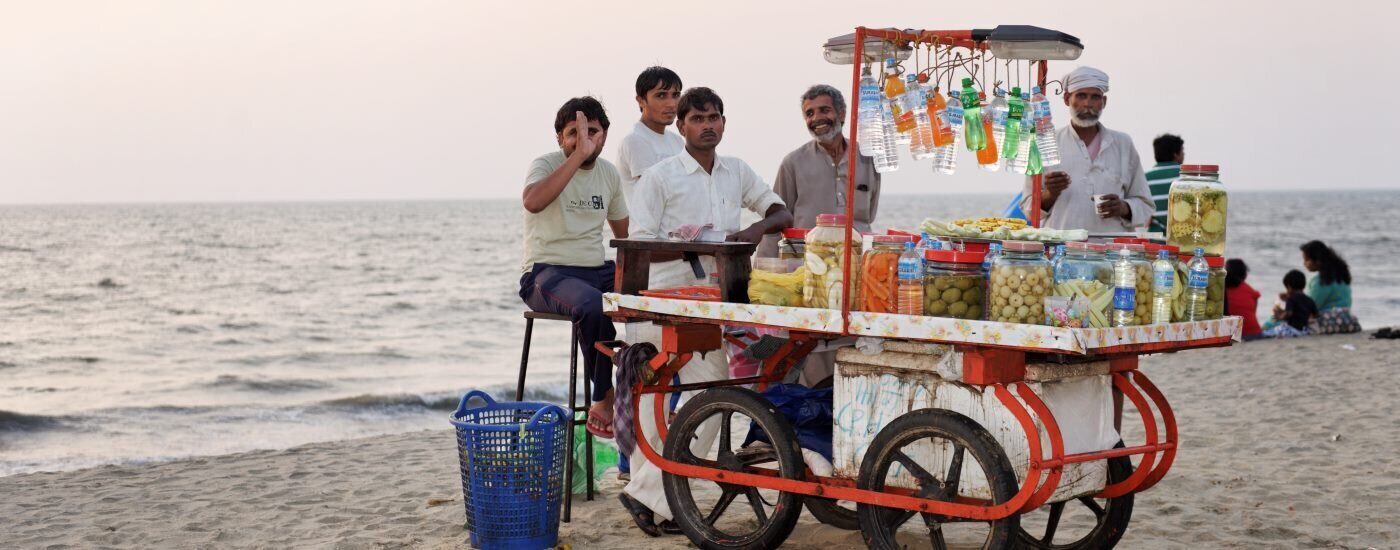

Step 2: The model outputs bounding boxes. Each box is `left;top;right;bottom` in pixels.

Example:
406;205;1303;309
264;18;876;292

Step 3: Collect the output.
2;333;1396;549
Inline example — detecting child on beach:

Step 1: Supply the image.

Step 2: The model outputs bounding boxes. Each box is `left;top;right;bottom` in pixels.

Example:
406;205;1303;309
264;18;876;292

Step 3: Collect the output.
1261;270;1318;338
1224;259;1263;341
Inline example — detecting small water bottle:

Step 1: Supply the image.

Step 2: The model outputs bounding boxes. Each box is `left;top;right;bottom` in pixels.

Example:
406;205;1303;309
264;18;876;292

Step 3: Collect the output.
934;91;964;175
857;67;883;157
1112;248;1137;327
897;241;924;315
1184;247;1210;321
1031;86;1060;167
1152;250;1175;324
874;99;900;173
906;74;936;160
1010;91;1034;175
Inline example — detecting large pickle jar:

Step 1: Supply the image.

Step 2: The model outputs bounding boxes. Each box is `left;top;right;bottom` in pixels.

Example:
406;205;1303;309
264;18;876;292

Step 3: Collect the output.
1166;164;1227;256
988;241;1051;325
859;236;909;313
1174;252;1226;320
1106;243;1153;325
804;213;862;310
1053;242;1112;327
923;249;986;320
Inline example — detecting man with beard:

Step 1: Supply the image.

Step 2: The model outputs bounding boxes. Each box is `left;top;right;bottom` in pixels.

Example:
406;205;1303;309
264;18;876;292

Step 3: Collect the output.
757;84;880;385
519;96;629;440
618;87;792;536
1020;66;1153;232
616;66;685;202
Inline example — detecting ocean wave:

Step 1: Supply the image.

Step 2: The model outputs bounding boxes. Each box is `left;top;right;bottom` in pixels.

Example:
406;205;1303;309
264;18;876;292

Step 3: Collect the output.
39;356;100;364
315;381;575;414
0;245;35;253
204;375;331;393
0;410;64;432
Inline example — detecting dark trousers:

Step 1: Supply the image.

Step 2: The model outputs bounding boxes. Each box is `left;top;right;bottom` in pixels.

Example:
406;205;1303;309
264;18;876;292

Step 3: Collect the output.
519;262;616;402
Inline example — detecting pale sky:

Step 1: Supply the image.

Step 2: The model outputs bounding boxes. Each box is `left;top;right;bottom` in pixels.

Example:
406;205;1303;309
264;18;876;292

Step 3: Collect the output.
2;0;1397;204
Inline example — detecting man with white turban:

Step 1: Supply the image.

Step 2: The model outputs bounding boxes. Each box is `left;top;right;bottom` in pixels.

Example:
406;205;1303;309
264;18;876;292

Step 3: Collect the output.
1020;66;1154;233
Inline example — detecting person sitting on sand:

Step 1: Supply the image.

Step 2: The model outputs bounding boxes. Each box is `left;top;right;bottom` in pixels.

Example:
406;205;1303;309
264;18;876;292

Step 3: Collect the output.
1225;258;1263;341
1300;240;1361;334
519;96;629;439
1261;270;1318;338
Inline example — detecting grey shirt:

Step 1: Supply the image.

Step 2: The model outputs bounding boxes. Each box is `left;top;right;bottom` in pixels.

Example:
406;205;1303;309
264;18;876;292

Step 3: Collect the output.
757;139;881;257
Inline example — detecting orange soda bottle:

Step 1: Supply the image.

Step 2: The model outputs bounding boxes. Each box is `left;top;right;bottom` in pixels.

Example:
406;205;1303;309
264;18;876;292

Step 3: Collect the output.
883;60;917;135
976;92;999;167
926;84;953;148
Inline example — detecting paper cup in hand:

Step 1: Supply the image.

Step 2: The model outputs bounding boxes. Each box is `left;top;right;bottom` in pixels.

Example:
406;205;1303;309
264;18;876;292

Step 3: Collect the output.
1093;194;1110;214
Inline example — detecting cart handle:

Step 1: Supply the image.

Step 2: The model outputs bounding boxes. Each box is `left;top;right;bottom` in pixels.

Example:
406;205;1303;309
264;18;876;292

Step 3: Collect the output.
594;340;628;359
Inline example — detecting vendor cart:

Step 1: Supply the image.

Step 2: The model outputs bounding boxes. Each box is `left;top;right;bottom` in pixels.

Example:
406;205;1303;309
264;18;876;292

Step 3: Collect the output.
597;26;1240;550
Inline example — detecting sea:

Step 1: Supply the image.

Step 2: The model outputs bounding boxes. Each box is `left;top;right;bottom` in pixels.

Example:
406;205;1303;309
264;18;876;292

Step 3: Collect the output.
2;191;1397;477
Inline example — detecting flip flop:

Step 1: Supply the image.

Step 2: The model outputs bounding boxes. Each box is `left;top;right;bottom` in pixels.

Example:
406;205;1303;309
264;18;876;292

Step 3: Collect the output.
585;408;615;439
618;493;661;537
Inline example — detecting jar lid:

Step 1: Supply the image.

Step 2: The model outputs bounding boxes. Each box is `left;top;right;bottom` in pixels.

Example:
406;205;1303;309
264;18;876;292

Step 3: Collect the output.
1181;164;1220;173
1001;240;1044;253
925;249;986;264
1065;241;1096;252
781;228;809;240
816;213;848;225
871;235;911;244
1112;237;1149;244
1162;245;1180;255
1142;243;1163;255
1105;242;1145;253
950;240;991;254
1088;243;1108;252
1179;253;1226;267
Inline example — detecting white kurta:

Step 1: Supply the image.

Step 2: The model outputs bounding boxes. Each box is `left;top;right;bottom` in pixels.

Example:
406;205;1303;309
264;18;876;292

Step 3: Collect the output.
1020;124;1154;232
616;121;685;203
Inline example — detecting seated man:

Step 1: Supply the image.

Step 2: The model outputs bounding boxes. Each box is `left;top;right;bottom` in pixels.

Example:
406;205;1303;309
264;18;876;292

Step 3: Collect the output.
618;87;793;536
519;96;629;438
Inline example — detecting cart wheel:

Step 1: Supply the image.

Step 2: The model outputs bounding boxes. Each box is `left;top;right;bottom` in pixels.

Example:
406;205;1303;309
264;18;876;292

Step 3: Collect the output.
662;387;805;550
856;409;1019;550
805;497;859;530
1015;442;1135;549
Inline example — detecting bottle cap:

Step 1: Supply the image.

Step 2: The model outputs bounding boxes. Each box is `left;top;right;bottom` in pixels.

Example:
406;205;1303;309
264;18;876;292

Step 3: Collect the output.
1032;86;1042;94
978;92;987;100
906;74;917;83
1158;250;1170;259
1011;86;1022;96
950;90;960;98
885;59;896;67
962;77;974;87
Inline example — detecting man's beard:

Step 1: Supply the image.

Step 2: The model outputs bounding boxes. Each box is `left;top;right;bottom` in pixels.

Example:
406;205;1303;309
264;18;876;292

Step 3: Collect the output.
809;119;844;142
1070;110;1100;128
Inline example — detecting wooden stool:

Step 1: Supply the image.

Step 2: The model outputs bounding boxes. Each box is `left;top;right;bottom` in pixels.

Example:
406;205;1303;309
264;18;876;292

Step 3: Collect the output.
517;311;594;522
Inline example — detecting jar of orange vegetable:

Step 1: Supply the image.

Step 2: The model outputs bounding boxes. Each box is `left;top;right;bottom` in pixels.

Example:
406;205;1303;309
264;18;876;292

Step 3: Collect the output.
859;235;910;313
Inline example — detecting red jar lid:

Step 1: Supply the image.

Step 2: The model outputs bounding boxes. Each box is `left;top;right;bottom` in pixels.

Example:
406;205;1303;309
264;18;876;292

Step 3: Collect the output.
1001;240;1044;254
871;235;912;244
1162;245;1180;255
1179;253;1226;267
781;228;809;239
951;240;991;254
925;249;986;264
1181;164;1220;173
1112;237;1148;244
816;213;847;225
1065;241;1095;252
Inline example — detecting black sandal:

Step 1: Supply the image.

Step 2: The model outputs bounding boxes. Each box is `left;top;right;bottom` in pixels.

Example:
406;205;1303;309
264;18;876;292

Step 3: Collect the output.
618;493;661;537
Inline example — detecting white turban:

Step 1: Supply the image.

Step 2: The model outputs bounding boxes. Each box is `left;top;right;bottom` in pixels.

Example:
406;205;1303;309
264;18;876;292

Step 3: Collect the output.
1064;66;1109;94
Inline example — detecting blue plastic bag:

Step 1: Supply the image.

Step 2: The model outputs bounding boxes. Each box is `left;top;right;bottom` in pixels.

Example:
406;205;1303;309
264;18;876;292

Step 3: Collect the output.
743;383;834;461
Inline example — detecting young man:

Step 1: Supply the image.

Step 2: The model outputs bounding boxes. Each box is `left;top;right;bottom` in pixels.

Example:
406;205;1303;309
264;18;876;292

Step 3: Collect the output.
618;87;793;536
519;96;629;439
616;66;685;201
1146;134;1184;233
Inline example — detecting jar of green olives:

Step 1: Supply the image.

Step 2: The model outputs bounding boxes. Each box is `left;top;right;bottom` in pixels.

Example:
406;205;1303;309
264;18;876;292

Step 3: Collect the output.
988;241;1052;325
923;248;987;320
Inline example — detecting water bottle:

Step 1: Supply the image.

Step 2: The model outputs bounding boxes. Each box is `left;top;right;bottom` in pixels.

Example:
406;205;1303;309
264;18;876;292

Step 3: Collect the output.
1002;87;1022;162
884;60;914;144
960;78;986;152
857;67;884;157
874;99;899;173
1009;91;1034;175
935;91;964;175
1031;86;1060;167
1049;243;1066;274
915;232;939;258
1184;247;1210;321
1112;248;1137;327
982;242;1001;282
1151;250;1175;324
906;75;936;160
897;241;924;315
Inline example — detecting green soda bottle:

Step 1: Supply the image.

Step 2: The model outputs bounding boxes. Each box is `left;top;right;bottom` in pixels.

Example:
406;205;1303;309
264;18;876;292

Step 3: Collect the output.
1003;86;1023;160
1027;139;1044;176
960;78;986;152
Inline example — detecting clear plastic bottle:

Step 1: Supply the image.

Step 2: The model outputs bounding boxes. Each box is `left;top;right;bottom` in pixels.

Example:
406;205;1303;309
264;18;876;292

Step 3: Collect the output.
857;67;884;158
897;241;924;315
884;60;914;144
934;91;964;175
982;89;1008;172
1184;247;1210;321
1111;247;1137;327
1009;91;1033;175
874;99;899;173
960;78;986;152
1151;249;1175;324
1031;86;1060;167
906;74;936;160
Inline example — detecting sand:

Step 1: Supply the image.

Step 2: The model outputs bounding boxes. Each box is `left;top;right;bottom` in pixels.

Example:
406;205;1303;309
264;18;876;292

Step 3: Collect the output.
2;332;1397;549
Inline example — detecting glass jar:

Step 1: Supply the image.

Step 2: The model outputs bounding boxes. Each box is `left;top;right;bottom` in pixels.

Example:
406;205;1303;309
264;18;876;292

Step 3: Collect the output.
859;236;908;313
923;249;987;320
1053;242;1112;328
1167;164;1227;257
988;241;1051;325
779;228;808;261
804;213;861;310
1174;252;1226;320
1106;243;1153;325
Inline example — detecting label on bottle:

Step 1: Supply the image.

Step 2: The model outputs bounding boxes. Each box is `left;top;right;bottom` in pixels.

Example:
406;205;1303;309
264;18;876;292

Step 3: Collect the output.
1154;268;1174;291
898;258;921;281
992;110;1007;125
1113;287;1136;311
961;93;978;109
1188;269;1209;289
1036;100;1052;119
1008;102;1024;119
946;107;963;126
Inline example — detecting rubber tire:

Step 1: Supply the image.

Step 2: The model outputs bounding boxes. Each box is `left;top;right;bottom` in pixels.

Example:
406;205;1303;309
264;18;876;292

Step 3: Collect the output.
804;497;860;530
856;408;1020;550
1014;444;1135;549
662;386;806;550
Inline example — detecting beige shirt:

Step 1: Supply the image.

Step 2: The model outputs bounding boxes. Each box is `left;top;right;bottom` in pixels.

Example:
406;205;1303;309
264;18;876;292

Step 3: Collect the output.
521;151;628;273
757;139;881;257
1020;124;1153;232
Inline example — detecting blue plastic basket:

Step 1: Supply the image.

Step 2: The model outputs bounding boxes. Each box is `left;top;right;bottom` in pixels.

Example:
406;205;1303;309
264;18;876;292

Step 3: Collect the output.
450;390;568;550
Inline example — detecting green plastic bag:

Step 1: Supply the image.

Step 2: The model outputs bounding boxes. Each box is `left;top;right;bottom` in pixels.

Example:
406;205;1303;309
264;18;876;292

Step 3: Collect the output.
570;415;619;494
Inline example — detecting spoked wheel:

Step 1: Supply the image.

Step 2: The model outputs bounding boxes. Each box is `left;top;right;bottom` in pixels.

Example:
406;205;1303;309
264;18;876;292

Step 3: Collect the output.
661;387;805;550
1015;442;1135;549
856;409;1019;550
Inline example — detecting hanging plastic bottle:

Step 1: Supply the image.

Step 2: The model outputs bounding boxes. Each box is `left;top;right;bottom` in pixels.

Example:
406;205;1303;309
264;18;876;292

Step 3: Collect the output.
1009;91;1034;175
1184;247;1210;321
884;60;915;144
926;85;953;148
1003;87;1023;163
977;91;1001;171
897;241;924;315
1112;247;1137;327
934;91;964;175
874;98;899;173
1151;249;1175;324
857;66;884;158
960;78;986;152
986;89;1008;171
906;74;936;160
1027;139;1043;176
1031;86;1060;167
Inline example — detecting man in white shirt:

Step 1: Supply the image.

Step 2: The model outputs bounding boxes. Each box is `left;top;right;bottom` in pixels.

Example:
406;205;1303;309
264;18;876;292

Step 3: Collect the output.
1020;66;1154;233
616;66;685;201
618;87;792;536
